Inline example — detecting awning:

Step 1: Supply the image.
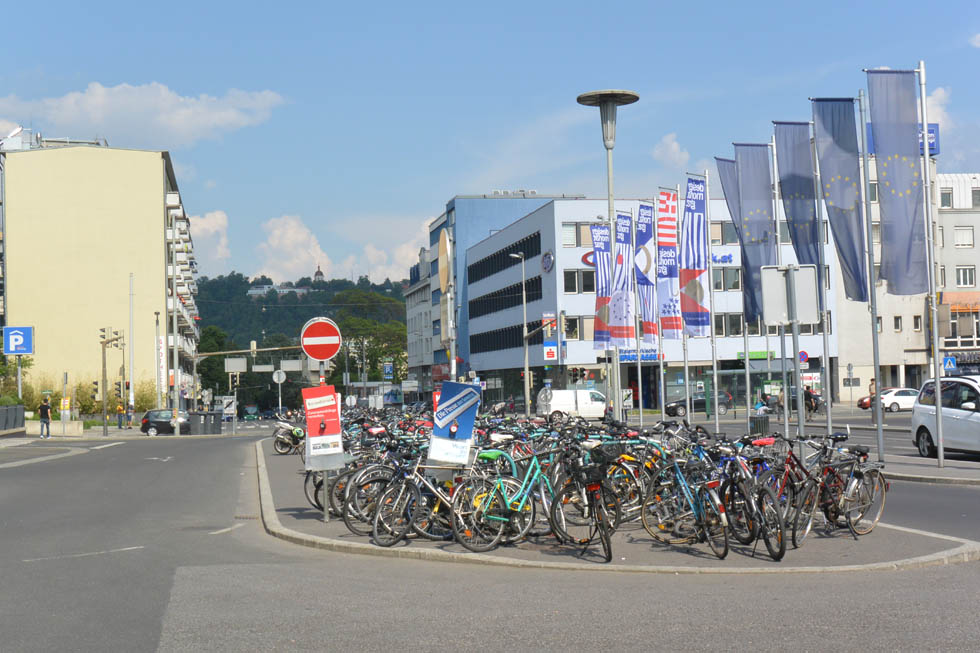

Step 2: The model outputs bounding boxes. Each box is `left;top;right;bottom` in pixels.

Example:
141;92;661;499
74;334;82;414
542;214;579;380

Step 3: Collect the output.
940;291;980;313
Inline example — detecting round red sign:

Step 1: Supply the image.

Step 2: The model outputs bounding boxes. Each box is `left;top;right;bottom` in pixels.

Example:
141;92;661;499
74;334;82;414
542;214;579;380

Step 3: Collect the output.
300;317;342;362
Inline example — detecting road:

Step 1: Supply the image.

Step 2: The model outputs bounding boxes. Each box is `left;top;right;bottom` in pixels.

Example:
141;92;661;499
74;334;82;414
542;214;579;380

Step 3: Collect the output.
1;432;978;651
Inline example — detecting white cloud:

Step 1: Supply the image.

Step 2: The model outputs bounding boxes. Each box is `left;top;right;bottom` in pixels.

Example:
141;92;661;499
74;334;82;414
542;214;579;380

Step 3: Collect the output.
0;118;18;138
254;215;332;283
0;82;283;149
190;210;231;276
651;133;690;172
337;219;430;283
204;179;217;189
970;33;980;48
927;87;953;132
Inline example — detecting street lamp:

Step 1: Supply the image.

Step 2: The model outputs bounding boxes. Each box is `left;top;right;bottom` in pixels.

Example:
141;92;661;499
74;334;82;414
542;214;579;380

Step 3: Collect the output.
510;251;530;417
577;89;639;422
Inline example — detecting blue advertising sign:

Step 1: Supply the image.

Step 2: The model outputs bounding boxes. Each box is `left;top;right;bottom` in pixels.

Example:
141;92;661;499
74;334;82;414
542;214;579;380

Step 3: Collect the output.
866;122;939;156
3;326;34;355
429;381;481;465
383;361;394;380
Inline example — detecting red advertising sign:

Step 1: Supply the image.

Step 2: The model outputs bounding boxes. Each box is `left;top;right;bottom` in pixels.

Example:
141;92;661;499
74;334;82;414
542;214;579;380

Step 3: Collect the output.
302;384;341;438
433;391;441;412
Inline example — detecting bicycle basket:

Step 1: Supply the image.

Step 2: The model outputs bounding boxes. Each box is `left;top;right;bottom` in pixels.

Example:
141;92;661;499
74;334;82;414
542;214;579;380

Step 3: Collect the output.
576;463;607;486
589;442;625;466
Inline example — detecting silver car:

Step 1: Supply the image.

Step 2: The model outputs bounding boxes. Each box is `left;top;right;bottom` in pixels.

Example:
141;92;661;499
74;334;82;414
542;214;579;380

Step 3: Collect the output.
911;375;980;457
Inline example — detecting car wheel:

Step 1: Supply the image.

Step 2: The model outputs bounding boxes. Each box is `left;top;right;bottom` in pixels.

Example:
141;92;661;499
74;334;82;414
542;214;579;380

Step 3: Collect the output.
147;426;158;437
889;402;900;413
676;405;686;417
916;429;936;458
718;404;728;416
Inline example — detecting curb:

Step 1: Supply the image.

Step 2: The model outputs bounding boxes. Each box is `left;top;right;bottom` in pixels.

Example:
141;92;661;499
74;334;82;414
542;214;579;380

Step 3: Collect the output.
883;472;980;486
254;440;980;574
0;446;89;469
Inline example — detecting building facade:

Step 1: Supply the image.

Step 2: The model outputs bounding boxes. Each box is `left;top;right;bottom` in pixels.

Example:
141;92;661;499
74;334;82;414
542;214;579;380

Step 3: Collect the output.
405;247;434;397
1;133;199;408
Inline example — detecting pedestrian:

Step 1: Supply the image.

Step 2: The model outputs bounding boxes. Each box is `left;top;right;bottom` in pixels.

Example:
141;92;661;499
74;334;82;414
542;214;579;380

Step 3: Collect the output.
804;385;816;421
869;377;877;424
38;397;52;439
116;401;125;429
126;403;134;429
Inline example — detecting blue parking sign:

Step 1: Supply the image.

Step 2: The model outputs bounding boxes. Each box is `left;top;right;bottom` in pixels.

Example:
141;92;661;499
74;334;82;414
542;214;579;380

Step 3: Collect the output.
3;326;34;355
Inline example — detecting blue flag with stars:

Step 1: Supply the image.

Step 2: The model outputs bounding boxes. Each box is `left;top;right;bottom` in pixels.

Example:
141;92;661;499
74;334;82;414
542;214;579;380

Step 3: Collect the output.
812;99;869;302
774;122;821;270
733;143;777;323
867;70;928;295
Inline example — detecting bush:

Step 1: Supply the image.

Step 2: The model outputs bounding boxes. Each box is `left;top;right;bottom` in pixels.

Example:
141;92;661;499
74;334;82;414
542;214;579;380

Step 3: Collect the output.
0;395;20;406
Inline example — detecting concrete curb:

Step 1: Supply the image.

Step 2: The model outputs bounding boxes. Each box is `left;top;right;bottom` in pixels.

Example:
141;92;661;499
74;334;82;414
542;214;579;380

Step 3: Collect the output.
884;472;980;486
0;446;89;469
254;440;980;574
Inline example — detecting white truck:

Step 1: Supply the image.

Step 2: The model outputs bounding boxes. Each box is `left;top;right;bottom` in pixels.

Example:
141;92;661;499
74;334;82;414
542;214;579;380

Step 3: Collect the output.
536;388;607;420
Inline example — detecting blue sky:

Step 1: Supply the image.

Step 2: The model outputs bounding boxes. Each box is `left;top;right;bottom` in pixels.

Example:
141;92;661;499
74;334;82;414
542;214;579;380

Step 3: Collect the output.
3;1;977;283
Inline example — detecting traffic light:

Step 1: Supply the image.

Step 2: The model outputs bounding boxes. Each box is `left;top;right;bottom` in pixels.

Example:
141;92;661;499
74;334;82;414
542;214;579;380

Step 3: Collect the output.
114;381;122;398
91;381;99;400
570;368;579;383
125;380;130;391
99;327;107;341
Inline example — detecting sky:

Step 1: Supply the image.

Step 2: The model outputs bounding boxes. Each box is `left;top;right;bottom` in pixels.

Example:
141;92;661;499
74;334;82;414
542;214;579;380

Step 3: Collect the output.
2;1;977;284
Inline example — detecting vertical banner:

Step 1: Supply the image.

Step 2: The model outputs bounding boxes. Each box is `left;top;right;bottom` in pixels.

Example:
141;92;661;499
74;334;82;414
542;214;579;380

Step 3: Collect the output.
610;213;636;347
866;70;929;295
302;385;344;471
812;98;869;302
542;311;558;363
429;381;480;465
679;177;711;336
657;190;682;339
774;122;821;267
734;143;778;323
590;224;612;350
635;203;659;345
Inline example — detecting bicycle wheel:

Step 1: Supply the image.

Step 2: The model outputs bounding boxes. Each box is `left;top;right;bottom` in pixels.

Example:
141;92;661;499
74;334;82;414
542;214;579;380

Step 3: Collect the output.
759;470;795;523
550;483;621;545
640;472;693;544
273;438;291;454
372;481;421;547
699;489;728;559
756;485;786;561
594;491;613;563
342;471;392;537
328;468;358;517
605;462;643;522
451;478;506;553
497;476;536;545
721;479;756;545
846;469;887;536
526;477;557;538
304;471;323;510
792;480;820;548
412;486;454;541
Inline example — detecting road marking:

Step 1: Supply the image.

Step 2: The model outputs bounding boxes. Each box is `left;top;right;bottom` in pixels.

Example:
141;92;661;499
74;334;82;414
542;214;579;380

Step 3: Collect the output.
91;442;125;450
145;456;173;462
208;523;245;535
23;545;145;563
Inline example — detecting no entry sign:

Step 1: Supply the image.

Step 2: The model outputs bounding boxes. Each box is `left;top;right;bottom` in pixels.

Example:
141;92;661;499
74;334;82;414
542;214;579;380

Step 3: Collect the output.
301;317;342;362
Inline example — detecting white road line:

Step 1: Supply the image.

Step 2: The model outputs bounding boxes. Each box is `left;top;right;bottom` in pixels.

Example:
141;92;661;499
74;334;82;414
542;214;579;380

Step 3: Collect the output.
91;442;125;450
23;545;145;563
208;523;245;535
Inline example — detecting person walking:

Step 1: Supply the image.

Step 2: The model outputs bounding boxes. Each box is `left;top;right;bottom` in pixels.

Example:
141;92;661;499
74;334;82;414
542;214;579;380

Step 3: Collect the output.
869;377;877;424
116;402;125;429
38;397;52;439
126;403;134;429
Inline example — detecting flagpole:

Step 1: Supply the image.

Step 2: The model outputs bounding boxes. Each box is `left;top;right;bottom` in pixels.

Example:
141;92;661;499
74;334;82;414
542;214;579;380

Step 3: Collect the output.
854;91;886;461
678;182;692;420
704;169;721;436
915;62;945;467
805;124;834;436
743;317;751;436
632;207;643;428
770;136;791;438
767;138;776;385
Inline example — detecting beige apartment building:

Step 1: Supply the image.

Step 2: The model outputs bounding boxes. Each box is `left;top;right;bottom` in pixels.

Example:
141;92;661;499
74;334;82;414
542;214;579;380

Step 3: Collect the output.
0;133;199;408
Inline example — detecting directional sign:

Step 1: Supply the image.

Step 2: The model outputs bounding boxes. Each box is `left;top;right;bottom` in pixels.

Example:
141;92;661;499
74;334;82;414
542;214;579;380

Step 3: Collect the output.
3;326;34;355
300;317;342;362
943;356;958;372
799;351;809;363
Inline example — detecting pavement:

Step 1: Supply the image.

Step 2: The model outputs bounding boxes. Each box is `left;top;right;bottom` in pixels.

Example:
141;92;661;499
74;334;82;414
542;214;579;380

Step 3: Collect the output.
254;438;980;574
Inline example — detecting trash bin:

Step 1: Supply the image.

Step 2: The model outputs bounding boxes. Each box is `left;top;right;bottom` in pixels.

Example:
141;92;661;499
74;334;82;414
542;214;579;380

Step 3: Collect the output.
209;412;223;434
749;414;770;436
187;412;208;435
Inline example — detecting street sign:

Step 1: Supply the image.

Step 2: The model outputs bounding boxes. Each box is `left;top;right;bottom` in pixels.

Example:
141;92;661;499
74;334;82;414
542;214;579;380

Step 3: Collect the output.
943;356;958;372
3;326;34;355
761;265;819;325
799;351;809;363
272;370;286;384
300;317;342;362
542;311;558;362
383;361;394;380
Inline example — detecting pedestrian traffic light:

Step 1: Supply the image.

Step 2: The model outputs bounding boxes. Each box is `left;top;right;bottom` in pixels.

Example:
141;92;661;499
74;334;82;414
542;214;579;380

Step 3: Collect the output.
91;381;99;400
114;381;122;398
125;380;130;391
570;368;579;383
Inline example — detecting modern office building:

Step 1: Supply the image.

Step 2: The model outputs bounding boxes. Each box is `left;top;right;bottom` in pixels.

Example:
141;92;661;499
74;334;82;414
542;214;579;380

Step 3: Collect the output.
405;246;434;397
0;130;199;408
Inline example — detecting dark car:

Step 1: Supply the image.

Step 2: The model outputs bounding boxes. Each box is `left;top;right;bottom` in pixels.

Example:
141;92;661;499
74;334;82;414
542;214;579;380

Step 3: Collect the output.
140;409;188;436
260;409;276;420
665;391;733;417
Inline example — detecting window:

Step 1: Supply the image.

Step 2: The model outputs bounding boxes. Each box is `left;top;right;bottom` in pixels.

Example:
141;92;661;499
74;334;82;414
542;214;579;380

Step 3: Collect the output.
564;317;581;340
779;221;791;243
724;268;741;291
578;224;593;248
746;318;760;336
894;316;902;331
913;315;923;332
973;188;980;209
564;270;595;295
722;222;739;245
956;266;976;288
581;270;595;293
767;324;779;336
940;188;953;208
714;314;726;337
581;317;595;340
726;313;743;336
918;381;935;406
873;264;882;287
799;323;813;335
876;316;882;333
868;181;878;202
712;268;723;291
871;223;880;244
954;227;974;248
940;266;946;288
561;224;577;247
564;270;578;293
710;222;723;246
937;226;944;248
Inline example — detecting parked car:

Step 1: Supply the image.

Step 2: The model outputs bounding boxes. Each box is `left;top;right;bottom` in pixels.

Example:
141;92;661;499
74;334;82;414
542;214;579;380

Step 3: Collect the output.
858;388;896;409
911;375;980;457
260;409;276;420
665;391;733;417
537;389;606;419
140;409;188;436
877;387;919;412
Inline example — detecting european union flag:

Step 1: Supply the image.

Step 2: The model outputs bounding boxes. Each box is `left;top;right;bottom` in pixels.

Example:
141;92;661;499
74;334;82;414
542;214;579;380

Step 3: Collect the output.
812;98;869;302
774;122;820;270
733;143;777;323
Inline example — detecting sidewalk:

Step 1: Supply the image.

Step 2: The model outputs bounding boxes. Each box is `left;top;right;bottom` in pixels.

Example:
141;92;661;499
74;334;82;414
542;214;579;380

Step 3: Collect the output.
255;439;980;574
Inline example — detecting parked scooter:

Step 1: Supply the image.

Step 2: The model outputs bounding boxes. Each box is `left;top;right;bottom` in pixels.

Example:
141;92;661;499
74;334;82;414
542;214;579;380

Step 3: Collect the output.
273;415;306;457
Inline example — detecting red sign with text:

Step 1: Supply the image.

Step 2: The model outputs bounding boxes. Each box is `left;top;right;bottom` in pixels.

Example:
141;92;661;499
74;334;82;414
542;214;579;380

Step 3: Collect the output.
302;384;341;437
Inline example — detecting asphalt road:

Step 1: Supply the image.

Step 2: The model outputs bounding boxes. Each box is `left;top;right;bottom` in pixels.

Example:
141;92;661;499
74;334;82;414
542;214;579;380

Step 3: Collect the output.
2;432;979;651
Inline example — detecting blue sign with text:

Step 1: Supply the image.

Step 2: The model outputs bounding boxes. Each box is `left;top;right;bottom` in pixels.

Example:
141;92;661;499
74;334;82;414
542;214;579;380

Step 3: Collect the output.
3;326;34;355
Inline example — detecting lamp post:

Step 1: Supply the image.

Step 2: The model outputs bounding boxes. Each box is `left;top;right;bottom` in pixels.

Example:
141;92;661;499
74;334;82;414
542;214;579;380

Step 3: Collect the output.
510;252;530;417
577;89;639;422
154;311;161;408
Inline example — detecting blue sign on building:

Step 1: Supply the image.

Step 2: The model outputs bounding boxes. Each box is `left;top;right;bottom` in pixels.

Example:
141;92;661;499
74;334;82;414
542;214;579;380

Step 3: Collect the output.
866;123;939;156
3;326;34;355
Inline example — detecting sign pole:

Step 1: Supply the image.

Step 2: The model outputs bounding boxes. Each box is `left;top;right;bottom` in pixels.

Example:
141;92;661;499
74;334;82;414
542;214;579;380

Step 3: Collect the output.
16;355;21;399
786;266;806;441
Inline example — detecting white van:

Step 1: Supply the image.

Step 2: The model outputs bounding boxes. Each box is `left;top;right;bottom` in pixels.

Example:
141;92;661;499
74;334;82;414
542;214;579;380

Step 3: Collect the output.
537;388;607;420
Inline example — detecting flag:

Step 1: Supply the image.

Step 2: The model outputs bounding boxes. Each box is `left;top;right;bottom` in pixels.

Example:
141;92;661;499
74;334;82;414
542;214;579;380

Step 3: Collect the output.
656;190;682;339
715;158;741;235
812;98;869;302
610;213;636;348
734;143;777;323
774;121;821;268
635;203;659;345
590;223;612;350
866;70;928;295
679;177;710;336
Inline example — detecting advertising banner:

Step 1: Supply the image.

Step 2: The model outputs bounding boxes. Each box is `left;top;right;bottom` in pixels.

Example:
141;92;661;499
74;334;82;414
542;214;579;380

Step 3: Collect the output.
635;203;659;345
428;381;481;465
610;213;636;347
679;177;711;336
302;384;343;470
542;312;558;362
657;190;682;339
589;224;612;350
